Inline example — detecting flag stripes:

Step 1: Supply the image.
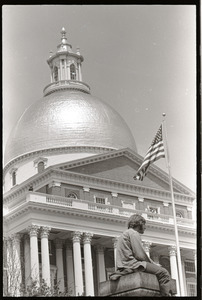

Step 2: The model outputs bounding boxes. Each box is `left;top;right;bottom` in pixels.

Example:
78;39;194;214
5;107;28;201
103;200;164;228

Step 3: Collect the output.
134;125;165;181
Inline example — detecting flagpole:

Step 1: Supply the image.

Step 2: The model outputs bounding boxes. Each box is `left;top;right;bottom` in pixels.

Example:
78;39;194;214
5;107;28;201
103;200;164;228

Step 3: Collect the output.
162;113;185;296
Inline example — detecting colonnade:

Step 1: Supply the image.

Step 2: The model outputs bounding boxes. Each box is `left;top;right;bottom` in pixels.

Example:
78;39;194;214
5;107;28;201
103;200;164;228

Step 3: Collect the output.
51;59;82;83
4;231;196;297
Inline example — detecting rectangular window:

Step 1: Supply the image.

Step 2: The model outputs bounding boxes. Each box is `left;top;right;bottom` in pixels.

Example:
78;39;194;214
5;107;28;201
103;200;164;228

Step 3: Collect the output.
185;261;195;273
187;283;196;296
95;197;106;205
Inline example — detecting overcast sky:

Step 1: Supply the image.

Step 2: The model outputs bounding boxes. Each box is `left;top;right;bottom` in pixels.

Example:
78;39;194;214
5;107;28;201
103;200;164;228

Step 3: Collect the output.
3;5;196;192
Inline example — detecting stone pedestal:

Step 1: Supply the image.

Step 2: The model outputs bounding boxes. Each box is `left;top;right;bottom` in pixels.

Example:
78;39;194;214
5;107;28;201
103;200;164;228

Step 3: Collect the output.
99;272;176;297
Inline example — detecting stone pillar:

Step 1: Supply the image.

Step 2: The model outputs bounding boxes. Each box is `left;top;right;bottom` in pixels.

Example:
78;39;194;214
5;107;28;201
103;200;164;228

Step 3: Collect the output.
112;237;119;271
83;232;94;296
54;239;65;292
78;62;82;81
24;234;31;287
12;233;22;296
64;59;67;80
28;225;40;285
168;246;180;296
67;63;70;80
142;241;152;258
96;245;106;283
65;241;75;295
72;231;83;296
60;60;63;80
40;227;51;286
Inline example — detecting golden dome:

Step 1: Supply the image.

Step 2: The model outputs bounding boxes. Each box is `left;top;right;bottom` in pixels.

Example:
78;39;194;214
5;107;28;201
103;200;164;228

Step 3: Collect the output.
4;89;137;165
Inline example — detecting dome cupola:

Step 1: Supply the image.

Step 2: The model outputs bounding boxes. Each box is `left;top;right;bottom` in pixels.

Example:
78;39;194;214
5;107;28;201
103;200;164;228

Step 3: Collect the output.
44;27;90;96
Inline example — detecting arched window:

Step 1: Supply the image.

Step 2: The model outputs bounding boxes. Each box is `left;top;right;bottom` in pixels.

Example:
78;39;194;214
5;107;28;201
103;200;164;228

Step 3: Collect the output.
176;211;184;218
70;64;76;80
67;192;78;199
54;66;58;82
38;161;45;173
12;171;16;186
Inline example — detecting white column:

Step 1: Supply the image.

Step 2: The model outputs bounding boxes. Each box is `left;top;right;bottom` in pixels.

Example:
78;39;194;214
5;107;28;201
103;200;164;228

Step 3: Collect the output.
28;225;40;285
142;241;152;258
60;60;63;80
72;231;83;296
40;227;51;287
12;233;22;296
65;242;75;295
64;59;68;80
83;232;94;296
168;246;180;296
24;234;31;287
67;63;70;80
112;237;119;271
78;62;82;81
96;245;106;283
54;239;65;292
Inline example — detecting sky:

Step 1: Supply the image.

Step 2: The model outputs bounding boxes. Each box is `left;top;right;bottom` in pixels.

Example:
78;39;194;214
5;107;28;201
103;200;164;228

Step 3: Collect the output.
3;5;196;193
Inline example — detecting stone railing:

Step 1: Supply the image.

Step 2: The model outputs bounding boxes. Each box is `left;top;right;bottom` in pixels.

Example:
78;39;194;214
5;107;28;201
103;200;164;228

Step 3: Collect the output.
43;80;90;95
14;192;195;227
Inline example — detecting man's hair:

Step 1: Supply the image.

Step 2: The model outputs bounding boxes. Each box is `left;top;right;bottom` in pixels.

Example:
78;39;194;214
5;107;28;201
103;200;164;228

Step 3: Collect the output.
127;214;146;229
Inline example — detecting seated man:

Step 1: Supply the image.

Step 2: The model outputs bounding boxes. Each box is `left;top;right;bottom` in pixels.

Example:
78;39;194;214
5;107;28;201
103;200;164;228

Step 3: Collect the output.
110;214;173;297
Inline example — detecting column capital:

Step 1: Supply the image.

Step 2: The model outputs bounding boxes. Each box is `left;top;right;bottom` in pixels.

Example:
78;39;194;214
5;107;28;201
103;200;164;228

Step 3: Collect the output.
40;226;51;238
95;245;105;253
27;224;40;237
83;232;93;244
72;231;83;243
11;233;23;244
168;245;177;256
142;241;152;252
112;237;119;248
54;239;64;249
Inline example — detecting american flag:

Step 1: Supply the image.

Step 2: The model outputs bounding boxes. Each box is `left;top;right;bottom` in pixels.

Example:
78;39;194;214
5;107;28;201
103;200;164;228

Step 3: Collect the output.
134;125;165;181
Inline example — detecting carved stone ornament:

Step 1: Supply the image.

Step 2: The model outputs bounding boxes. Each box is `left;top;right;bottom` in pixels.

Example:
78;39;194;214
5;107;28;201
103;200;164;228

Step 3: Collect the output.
142;241;152;252
40;226;51;238
72;231;83;243
27;224;40;237
83;232;93;244
168;245;177;256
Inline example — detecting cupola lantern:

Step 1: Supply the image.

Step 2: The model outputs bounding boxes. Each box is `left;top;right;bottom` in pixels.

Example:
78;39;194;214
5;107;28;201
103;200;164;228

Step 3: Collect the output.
44;28;88;96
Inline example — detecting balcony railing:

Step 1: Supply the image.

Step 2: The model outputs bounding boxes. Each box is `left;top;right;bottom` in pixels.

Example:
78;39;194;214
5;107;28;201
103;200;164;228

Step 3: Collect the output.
43;80;90;96
6;192;195;228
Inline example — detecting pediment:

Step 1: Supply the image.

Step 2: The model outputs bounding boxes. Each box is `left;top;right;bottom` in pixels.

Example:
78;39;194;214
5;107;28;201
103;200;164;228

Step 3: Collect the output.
54;148;194;196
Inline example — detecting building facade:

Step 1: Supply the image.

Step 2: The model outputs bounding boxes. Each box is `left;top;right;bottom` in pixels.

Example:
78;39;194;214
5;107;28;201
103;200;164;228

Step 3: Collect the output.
3;28;196;297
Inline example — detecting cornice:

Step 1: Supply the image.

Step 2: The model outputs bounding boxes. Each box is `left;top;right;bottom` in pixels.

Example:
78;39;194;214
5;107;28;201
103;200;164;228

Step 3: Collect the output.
3;167;195;207
3;202;196;237
3;146;114;175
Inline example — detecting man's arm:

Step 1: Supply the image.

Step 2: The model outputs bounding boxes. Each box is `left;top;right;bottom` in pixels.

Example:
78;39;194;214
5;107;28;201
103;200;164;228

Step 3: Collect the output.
129;230;151;263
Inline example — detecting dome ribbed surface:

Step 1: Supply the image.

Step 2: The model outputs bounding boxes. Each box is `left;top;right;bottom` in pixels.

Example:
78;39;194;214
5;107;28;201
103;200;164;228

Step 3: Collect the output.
4;90;137;165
